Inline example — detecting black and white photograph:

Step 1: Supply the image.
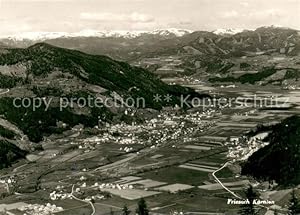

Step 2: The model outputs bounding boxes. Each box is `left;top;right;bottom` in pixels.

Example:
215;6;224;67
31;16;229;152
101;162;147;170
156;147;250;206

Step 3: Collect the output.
0;0;300;214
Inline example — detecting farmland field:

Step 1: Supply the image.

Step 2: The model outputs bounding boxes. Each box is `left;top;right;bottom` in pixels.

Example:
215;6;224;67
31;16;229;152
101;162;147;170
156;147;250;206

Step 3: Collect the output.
139;167;210;186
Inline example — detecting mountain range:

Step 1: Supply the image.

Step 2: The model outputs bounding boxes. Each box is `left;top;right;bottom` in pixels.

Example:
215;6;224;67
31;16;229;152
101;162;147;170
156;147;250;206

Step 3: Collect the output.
0;28;193;48
2;26;299;61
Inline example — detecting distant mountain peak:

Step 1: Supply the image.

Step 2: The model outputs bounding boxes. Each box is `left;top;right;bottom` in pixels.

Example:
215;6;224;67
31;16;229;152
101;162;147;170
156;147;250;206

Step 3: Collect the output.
150;28;193;37
0;28;193;41
212;28;246;35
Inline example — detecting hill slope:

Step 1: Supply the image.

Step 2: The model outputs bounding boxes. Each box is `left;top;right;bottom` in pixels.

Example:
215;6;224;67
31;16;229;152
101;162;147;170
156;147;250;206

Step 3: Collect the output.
0;140;27;169
0;43;198;107
0;43;202;143
242;115;300;186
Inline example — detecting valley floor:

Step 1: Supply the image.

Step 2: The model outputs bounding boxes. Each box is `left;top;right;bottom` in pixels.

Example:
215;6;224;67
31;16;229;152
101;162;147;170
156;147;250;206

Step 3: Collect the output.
1;83;299;215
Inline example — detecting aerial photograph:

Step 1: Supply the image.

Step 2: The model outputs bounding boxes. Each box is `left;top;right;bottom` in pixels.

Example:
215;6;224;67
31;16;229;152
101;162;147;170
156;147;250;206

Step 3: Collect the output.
0;0;300;214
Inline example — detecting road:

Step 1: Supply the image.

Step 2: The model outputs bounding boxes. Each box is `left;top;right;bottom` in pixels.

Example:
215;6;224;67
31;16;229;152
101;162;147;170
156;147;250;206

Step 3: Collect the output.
212;162;276;213
70;184;96;215
151;203;177;211
92;153;137;172
0;89;9;95
212;161;242;199
13;163;28;173
92;145;157;173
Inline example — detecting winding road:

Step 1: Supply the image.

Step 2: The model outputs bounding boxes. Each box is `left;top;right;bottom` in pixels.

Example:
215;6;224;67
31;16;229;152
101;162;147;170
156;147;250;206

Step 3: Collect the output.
212;162;276;214
212;161;242;199
0;89;9;95
70;184;96;215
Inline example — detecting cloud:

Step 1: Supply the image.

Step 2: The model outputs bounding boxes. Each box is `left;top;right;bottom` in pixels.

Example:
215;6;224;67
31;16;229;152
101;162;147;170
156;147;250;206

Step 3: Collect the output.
6;0;77;1
248;9;284;19
179;21;192;26
0;20;33;36
130;12;154;22
240;2;249;7
80;12;154;23
221;10;239;18
221;8;284;20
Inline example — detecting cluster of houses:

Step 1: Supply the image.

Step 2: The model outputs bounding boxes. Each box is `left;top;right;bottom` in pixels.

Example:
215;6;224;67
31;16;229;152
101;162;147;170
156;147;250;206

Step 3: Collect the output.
73;186;107;202
49;185;72;201
67;108;218;157
66;182;134;202
0;177;16;193
119;146;134;152
48;183;108;202
0;178;15;185
119;137;137;145
95;182;134;190
19;203;63;215
69;124;143;152
49;191;72;201
73;182;134;196
143;110;216;145
226;133;269;160
171;211;185;215
283;85;299;90
83;195;106;202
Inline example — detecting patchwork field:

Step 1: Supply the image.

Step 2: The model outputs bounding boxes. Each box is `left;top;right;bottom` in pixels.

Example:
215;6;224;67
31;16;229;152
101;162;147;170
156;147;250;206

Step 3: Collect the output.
101;188;161;200
139;167;210;186
155;184;194;193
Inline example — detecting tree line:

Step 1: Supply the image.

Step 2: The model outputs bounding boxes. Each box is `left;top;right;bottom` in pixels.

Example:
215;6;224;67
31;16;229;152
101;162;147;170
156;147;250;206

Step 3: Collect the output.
239;185;300;215
109;198;149;215
109;189;300;215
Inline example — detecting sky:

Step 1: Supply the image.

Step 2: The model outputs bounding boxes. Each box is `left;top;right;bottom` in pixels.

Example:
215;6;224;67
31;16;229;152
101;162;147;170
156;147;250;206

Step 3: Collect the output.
0;0;299;36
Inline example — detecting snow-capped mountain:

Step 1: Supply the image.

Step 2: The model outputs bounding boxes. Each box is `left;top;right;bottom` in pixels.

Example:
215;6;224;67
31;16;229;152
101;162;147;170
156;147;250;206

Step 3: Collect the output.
0;32;68;41
0;28;193;41
212;28;246;35
151;28;193;37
